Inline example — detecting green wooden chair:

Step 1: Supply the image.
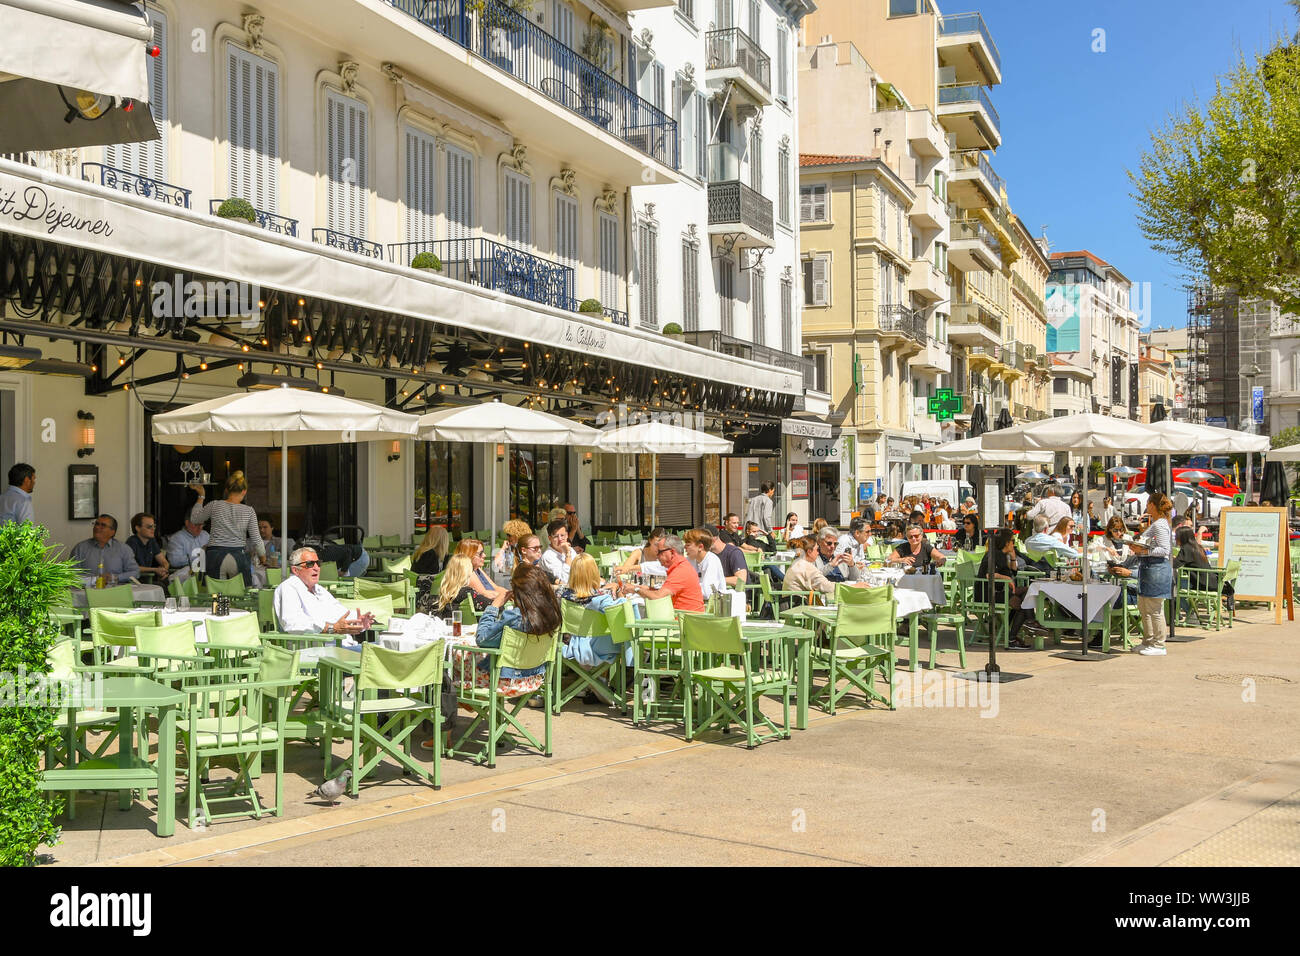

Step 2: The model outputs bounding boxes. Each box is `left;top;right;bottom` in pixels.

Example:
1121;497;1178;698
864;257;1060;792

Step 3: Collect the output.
957;563;1011;649
354;577;411;612
168;575;199;600
134;620;202;673
459;594;479;624
256;588;276;631
318;560;340;582
680;615;792;748
204;575;247;597
362;535;382;550
320;641;444;794
337;594;395;629
204;613;265;667
447;627;558;768
644;595;676;621
85;584;135;609
384;555;412;575
175;646;300;827
835;582;892;605
45;638;121;770
89;608;159;669
265;566;283;587
810;602;895;713
380;534;402;548
554;601;625;713
1176;561;1236;630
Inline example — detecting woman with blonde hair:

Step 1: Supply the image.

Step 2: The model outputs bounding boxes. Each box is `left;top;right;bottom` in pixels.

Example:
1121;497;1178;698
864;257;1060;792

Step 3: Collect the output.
434;554;489;614
412;525;449;575
189;470;262;584
810;517;829;538
493;519;532;577
1128;491;1175;656
559;554;629;681
455;537;504;602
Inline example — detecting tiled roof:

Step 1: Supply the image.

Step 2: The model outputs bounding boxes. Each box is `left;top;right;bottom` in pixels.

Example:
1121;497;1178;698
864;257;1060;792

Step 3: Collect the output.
799;153;875;167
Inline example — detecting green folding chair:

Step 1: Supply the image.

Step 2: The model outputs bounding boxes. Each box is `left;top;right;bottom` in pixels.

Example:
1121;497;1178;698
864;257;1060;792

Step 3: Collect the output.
447;627;558;768
644;595;676;621
85;584;135;609
168;575;200;600
204;613;265;667
362;535;381;550
204;575;247;597
554;601;625;713
680;615;792;748
810;602;895;713
134;620;202;673
835;582;893;605
320;641;444;794
265;566;283;587
318;560;339;582
958;563;1011;649
380;534;402;548
45;638;121;771
384;555;412;575
337;594;395;629
354;577;411;612
89;608;159;669
1177;562;1234;630
459;594;479;624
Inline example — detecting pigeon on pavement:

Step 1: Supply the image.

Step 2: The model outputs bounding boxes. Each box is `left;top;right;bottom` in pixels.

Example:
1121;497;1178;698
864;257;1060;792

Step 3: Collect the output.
309;769;353;805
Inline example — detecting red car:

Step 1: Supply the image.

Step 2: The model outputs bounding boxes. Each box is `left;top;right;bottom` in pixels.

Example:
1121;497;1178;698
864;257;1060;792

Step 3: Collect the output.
1124;468;1241;498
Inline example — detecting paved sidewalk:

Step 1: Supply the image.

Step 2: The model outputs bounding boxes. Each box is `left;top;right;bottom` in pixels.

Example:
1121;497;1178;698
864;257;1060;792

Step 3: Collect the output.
46;607;1300;867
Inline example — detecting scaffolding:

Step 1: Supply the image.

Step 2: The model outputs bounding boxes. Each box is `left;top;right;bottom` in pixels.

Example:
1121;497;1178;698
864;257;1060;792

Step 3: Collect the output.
1186;287;1274;428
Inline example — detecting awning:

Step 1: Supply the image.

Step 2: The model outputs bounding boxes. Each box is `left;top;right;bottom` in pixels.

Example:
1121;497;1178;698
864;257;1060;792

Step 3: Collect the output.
781;418;833;440
0;0;158;151
0;160;801;398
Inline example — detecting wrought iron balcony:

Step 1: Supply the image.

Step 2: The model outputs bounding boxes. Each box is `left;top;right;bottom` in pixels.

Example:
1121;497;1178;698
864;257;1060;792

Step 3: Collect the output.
208;199;299;237
312;228;382;259
386;0;678;169
707;180;774;243
603;307;629;327
938;12;1002;76
878;305;927;343
82;163;191;209
388;237;574;312
681;330;814;387
704;28;771;96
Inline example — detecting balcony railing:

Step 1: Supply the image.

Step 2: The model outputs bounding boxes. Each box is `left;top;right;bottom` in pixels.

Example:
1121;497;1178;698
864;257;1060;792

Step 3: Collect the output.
82;163;191;209
208;199;299;237
312;227;382;259
704;28;771;94
603;308;629;327
938;12;1002;76
1012;272;1044;314
951;301;1002;337
707;180;774;240
681;330;813;387
386;0;678;169
938;83;1001;136
388;237;574;312
952;149;1003;197
951;218;1001;259
878;304;927;343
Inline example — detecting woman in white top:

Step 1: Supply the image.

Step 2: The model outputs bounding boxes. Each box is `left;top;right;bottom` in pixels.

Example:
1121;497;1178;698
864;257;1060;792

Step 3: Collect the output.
934;499;957;532
190;471;262;585
782;512;805;541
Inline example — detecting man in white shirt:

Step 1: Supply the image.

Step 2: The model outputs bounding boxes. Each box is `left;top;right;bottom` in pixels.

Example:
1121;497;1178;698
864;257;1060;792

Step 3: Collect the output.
0;463;36;528
540;518;576;586
274;547;373;635
835;517;874;565
166;516;210;583
745;481;776;534
1026;484;1071;528
684;528;727;599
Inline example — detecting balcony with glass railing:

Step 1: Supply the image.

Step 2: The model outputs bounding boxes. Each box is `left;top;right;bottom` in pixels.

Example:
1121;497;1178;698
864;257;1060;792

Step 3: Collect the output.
704;27;772;106
937;83;1001;149
937;12;1002;85
949;218;1001;272
82;163;191;209
949;149;1002;209
949;301;1002;348
384;0;678;171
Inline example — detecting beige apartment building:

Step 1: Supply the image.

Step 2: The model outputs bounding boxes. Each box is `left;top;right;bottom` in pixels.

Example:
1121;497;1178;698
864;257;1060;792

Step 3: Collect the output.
1138;345;1177;423
1008;214;1051;422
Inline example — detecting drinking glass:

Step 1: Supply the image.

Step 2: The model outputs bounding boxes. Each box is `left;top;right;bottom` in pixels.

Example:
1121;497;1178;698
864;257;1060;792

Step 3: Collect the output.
451;609;462;637
179;595;190;611
164;597;177;613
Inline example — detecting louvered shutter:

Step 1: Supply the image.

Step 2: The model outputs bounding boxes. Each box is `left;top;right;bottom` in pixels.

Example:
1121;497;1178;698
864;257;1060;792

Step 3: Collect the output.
551;0;574;48
445;145;473;242
554;191;578;266
504;170;531;247
637;222;658;328
404;126;438;243
107;11;167;181
679;85;695;178
682;240;699;332
326;89;369;236
694;93;708;179
752;269;765;345
777;24;789;102
228;43;279;210
653;62;665;111
748;0;760;43
599;212;619;311
812;256;828;306
749;128;762;192
715;0;733;29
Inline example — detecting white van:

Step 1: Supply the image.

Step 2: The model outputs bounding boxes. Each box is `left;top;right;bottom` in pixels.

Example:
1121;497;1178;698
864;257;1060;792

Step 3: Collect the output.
899;480;974;507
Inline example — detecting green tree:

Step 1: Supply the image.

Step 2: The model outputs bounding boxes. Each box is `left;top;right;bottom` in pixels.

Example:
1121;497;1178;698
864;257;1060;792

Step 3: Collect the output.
0;523;79;866
1130;10;1300;313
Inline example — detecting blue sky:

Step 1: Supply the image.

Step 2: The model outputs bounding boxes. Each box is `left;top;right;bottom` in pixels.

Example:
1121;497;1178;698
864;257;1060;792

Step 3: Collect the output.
975;0;1296;330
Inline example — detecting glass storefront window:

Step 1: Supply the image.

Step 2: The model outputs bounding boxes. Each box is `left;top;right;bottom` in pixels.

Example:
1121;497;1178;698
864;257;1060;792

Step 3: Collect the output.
414;440;470;534
510;445;569;531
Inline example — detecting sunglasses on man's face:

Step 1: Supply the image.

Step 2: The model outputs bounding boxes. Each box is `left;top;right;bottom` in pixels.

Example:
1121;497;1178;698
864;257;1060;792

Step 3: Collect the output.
295;560;321;568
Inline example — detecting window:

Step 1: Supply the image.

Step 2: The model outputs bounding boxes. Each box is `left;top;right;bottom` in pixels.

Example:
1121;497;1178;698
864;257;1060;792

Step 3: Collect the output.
781;274;794;353
325;89;369;236
748;0;760;43
881;259;894;307
803;254;829;306
445;144;473;241
1054;377;1068;394
227;43;280;210
889;0;920;16
553;191;579;279
749;127;762;192
678;0;694;22
550;0;574;48
776;24;789;103
715;0;733;29
719;258;735;335
503;169;531;247
599;212;619;312
934;241;947;272
694;92;708;180
682;239;700;331
637;220;658;328
403;125;438;242
107;9;167;180
414;440;472;535
800;184;827;222
751;267;766;345
653;61;666;112
510;446;569;531
880;188;888;246
778;142;791;226
805;351;828;392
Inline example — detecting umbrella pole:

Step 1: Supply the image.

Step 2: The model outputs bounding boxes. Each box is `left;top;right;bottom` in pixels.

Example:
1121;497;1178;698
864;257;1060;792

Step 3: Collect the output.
280;430;289;579
491;444;498;567
1246;452;1253;505
651;453;657;529
1077;456;1092;660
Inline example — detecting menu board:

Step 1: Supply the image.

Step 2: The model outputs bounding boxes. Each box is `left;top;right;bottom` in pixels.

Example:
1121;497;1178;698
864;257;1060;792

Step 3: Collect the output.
1217;507;1287;624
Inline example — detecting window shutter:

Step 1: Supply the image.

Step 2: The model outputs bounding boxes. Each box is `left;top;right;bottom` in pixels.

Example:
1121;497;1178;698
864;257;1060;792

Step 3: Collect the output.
653;62;665;111
778;145;790;225
445;145;473;241
503;170;531;247
404;126;438;243
682;240;699;331
777;24;789;101
554;191;578;268
551;0;574;48
812;256;828;306
599;212;619;311
749;128;762;192
109;11;168;180
749;0;760;43
694;92;708;179
781;276;794;352
719;259;734;336
326;90;368;236
752;268;765;345
227;43;279;211
716;0;733;29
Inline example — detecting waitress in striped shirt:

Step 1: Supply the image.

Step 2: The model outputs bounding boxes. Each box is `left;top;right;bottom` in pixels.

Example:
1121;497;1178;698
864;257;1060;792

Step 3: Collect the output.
1127;491;1174;657
190;471;263;586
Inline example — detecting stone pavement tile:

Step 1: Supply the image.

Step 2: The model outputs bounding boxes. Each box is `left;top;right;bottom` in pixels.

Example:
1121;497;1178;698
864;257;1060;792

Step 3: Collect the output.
1163;793;1300;866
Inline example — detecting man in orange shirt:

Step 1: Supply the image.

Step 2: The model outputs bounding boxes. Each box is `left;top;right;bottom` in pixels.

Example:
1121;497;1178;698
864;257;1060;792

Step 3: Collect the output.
623;534;705;612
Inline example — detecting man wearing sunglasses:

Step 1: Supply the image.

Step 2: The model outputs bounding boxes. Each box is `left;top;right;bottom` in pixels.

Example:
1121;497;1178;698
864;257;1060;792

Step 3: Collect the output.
71;514;140;585
274;547;374;636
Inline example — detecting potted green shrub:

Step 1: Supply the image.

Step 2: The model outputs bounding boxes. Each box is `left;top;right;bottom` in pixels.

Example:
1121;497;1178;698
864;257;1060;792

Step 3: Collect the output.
215;198;256;224
0;522;80;866
662;321;684;340
578;298;603;316
411;252;442;272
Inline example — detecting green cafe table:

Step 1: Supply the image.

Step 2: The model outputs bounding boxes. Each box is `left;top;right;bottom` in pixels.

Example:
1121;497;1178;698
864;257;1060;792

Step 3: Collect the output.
626;617;816;731
41;675;186;837
780;586;935;674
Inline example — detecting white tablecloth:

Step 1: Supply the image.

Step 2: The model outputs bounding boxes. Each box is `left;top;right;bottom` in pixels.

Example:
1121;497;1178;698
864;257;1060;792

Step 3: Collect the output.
71;583;166;607
1022;582;1121;624
159;608;254;643
895;573;948;605
819;589;933;619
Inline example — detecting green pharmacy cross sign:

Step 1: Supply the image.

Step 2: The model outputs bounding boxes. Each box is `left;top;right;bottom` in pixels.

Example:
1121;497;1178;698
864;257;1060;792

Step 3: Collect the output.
928;388;964;421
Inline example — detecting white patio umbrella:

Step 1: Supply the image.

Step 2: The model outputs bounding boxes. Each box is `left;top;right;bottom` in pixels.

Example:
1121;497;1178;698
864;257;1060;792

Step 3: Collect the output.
981;414;1182;660
417;401;600;556
152;384;421;576
594;421;733;527
910;436;1053;466
1146;420;1271;502
1268;442;1300;462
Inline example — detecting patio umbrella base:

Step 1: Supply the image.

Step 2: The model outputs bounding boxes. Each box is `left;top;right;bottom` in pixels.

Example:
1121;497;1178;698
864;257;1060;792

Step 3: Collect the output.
953;669;1032;684
1165;633;1207;643
1050;649;1122;662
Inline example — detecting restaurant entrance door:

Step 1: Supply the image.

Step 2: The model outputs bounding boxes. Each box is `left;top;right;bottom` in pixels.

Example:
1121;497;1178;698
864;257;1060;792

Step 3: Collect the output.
809;463;839;525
